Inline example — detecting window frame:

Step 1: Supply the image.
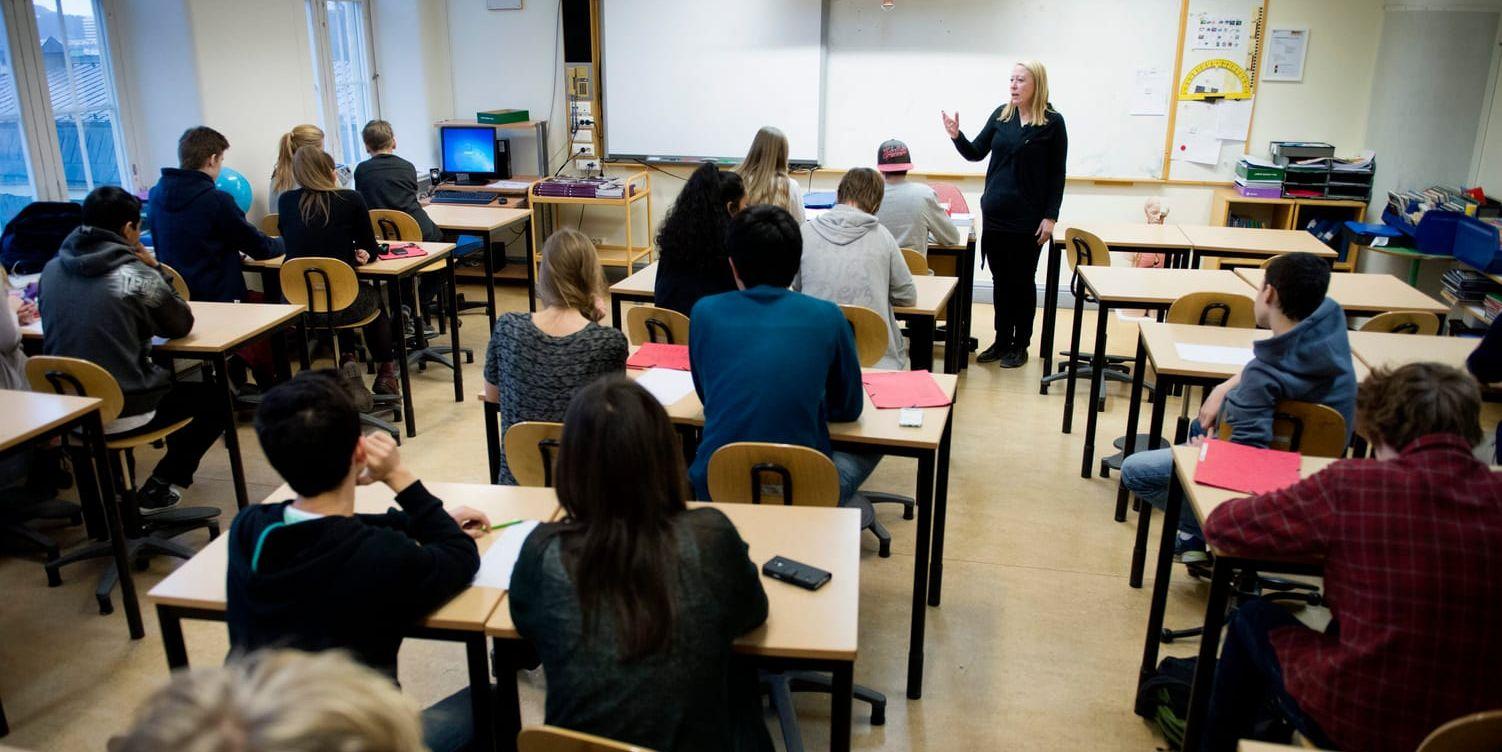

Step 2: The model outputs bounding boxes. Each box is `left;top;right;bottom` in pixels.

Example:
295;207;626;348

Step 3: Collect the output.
306;0;381;169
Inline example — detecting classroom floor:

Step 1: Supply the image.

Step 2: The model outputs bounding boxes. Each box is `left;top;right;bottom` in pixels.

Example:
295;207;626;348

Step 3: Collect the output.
0;287;1245;751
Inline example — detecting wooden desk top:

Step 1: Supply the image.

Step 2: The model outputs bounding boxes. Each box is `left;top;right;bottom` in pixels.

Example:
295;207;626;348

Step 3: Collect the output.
1348;330;1479;373
1172;444;1337;536
1177;225;1337;257
484;500;861;661
1235;269;1448;315
21;301;305;354
1077;267;1254;305
1237;740;1307;751
424;204;531;233
609;262;955;318
1140;322;1369;382
145;482;562;631
1052;222;1194;249
0;390;101;453
243;242;455;279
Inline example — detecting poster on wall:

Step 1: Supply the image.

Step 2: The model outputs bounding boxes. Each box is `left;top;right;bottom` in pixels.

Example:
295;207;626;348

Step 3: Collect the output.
1263;28;1309;82
1193;14;1245;50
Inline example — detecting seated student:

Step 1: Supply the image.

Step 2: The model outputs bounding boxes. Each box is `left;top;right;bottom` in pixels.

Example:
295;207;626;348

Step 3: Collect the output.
227;371;488;752
1;290;36;390
482;229;626;484
735;126;805;223
688;205;868;503
278;146;398;401
1465;315;1502;461
40;186;223;513
509;377;770;752
268;124;351;210
795;166;917;370
111;649;427;752
1119;252;1356;560
1201;363;1502;752
872;139;962;255
354;119;442;243
653;161;746;315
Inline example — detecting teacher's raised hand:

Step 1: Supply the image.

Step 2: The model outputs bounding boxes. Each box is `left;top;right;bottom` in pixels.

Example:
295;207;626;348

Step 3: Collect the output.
941;111;960;140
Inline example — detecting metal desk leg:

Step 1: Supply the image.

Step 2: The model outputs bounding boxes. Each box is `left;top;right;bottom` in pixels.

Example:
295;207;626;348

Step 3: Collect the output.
464;635;496;752
1062;282;1085;433
158;605;190;670
296;317;311;371
448;259;464;403
943;291;962;374
1081;302;1109;478
1135;463;1184;711
482;232;498;331
85;411;143;639
1181;557;1235;752
270;320;293;383
524;222;537;313
830;661;854;752
909;317;936;373
213;354;249;510
905;452;936;699
491;639;523;752
1039;239;1062;379
1131;377;1172;589
386;279;418;437
1116;334;1148;522
960;237;977;369
928;413;953;606
610;293;623;329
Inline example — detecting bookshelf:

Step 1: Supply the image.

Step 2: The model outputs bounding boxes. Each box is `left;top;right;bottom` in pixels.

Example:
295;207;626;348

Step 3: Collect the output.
528;171;654;274
1210;188;1369;271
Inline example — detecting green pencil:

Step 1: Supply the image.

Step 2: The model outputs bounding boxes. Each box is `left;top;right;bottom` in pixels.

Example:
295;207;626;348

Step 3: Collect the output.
488;519;527;531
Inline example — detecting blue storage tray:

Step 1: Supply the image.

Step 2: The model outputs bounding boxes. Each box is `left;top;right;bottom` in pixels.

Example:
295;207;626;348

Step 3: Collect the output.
1453;215;1502;273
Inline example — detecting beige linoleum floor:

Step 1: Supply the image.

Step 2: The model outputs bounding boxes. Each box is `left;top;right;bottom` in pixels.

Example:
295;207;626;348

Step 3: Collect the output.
1;286;1234;751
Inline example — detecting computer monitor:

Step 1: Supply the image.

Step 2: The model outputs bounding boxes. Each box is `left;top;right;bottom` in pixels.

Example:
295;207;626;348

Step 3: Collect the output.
439;125;508;184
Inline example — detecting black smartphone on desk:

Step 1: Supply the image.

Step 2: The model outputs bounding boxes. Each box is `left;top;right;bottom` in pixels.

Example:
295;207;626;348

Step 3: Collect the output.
763;556;831;591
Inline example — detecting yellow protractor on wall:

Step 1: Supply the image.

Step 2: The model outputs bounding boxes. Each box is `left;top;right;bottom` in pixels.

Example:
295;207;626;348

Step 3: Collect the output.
1178;58;1253;101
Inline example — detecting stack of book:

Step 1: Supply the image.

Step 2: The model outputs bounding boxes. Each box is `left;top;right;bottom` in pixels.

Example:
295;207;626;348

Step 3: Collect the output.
1485;292;1502;322
1441;267;1502;304
1234;156;1283;198
533;177;633;199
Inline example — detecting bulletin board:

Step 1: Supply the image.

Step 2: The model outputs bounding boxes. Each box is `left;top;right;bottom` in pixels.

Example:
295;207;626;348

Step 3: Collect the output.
1164;0;1270;181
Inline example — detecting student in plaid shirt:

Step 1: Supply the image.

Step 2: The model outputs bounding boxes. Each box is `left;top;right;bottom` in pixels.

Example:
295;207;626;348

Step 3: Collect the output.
1202;363;1502;751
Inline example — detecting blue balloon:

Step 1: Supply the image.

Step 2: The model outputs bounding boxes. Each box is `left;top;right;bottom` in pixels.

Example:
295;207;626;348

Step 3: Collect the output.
216;167;253;213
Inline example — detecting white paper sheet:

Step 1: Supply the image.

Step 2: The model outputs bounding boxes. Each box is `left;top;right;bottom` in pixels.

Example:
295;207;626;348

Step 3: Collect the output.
1264;28;1310;82
636;367;696;407
1194;14;1246;51
1130;66;1170;117
1214;100;1254;141
1175;343;1255;366
1171;101;1223;166
473;519;541;589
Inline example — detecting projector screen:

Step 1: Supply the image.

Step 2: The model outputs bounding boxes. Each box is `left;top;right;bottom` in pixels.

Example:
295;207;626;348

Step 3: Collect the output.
600;0;824;165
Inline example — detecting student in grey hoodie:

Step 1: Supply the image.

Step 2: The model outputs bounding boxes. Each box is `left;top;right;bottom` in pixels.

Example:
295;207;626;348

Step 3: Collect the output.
1120;252;1357;560
794;167;917;371
872;139;962;255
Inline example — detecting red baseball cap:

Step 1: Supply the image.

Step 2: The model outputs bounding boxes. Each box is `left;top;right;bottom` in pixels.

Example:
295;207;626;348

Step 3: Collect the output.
877;139;913;172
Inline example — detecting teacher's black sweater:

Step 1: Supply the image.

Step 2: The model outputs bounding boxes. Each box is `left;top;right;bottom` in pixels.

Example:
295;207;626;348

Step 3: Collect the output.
225;481;479;679
952;105;1068;232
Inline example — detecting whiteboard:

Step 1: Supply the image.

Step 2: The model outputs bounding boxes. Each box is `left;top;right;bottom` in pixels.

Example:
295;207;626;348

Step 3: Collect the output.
600;0;824;164
822;0;1180;179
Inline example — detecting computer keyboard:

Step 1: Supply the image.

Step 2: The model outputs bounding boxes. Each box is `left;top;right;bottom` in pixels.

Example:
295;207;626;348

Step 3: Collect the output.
431;190;504;205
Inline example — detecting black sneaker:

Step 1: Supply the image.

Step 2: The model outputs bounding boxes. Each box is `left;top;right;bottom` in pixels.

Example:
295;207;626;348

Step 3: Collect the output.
137;477;182;516
976;343;1007;363
1002;348;1030;368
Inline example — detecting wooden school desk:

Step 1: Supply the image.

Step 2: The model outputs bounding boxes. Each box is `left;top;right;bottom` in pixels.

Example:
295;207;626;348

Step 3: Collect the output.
1062;268;1255;479
1175;225;1337;269
424;204;533;325
22;301;306;510
597;364;957;700
245;242;461;438
606;263;962;374
1347;330;1480;372
1039;223;1195;381
485;501;862;752
146;481;563;752
1235;269;1449;322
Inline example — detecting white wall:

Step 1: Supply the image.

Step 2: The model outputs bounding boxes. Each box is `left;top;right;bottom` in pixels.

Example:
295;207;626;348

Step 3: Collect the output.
109;0;203;189
371;0;454;172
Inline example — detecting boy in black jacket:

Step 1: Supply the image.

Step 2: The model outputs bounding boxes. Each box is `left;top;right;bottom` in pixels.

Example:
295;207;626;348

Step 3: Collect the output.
354;119;442;242
227;371;488;751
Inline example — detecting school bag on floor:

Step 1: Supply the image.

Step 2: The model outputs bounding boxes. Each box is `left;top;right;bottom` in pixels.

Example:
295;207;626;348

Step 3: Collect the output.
1;201;82;274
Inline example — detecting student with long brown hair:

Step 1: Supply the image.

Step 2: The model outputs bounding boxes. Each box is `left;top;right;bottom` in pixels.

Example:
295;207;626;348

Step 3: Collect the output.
277;146;398;400
268;124;351;210
735;125;805;222
508;377;771;752
481;229;627;484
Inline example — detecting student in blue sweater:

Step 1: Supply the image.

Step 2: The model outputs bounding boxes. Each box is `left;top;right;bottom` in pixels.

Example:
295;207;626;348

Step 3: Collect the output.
688;205;871;502
1119;252;1356;560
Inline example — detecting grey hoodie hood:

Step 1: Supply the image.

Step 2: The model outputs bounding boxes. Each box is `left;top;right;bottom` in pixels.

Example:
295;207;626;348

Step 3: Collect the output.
57;226;138;278
810;204;881;246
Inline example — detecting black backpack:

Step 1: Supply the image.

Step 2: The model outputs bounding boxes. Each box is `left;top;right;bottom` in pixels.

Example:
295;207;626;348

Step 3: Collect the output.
1;201;82;274
1135;656;1295;750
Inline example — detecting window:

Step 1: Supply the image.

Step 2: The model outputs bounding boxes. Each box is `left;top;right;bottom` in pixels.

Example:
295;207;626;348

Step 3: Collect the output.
307;0;378;169
32;0;128;198
0;10;36;226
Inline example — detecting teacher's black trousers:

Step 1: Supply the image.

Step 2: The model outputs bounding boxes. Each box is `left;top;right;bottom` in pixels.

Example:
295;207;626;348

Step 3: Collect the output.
983;223;1046;351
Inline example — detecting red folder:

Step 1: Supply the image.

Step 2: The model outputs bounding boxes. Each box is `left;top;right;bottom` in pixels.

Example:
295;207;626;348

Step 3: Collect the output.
861;370;952;409
626;343;690;371
377;242;427;261
1192;439;1302;496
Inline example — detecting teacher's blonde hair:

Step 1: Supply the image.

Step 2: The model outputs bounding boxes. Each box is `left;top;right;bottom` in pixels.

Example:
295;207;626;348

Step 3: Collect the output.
1000;59;1053;126
108;649;426;752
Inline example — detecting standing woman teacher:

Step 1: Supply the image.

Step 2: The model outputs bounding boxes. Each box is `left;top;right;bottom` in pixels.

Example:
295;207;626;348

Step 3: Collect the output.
944;59;1067;368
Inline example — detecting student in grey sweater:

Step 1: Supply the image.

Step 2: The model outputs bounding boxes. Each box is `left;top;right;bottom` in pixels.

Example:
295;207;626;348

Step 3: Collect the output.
873;139;961;254
795;167;917;371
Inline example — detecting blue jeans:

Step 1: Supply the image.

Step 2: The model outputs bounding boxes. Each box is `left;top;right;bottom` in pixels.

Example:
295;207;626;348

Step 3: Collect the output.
1119;425;1206;541
1204;598;1334;751
832;450;880;505
421;687;475;752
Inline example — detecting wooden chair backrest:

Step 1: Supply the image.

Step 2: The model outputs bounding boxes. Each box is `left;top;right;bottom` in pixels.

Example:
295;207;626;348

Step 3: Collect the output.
505;421;565;488
260;213;280;238
707;442;841;507
1417;710;1502;752
518;725;653;752
1259;253;1287;269
1218;400;1348;458
26;356;125;424
900;248;929;276
157;262;191;301
369;209;424;242
624;305;691;346
1359;310;1441;336
839;304;888;367
1064;228;1110;270
1166;292;1256;329
279;257;360;315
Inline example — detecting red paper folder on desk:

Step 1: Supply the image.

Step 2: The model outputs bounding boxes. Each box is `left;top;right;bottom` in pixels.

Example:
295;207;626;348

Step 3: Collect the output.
626;343;690;371
377;242;427;261
1192;439;1301;495
861;371;952;409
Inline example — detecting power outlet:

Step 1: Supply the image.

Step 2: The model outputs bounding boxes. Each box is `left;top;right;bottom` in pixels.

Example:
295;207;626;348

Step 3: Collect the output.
590;237;606;246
